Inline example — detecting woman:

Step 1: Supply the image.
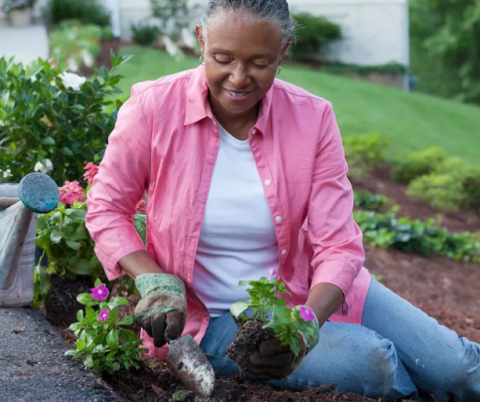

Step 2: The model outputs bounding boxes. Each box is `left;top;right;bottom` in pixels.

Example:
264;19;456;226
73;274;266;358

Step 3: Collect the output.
86;0;480;400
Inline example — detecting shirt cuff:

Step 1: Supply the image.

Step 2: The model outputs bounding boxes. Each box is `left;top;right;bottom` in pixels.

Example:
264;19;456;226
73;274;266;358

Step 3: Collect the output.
310;260;357;316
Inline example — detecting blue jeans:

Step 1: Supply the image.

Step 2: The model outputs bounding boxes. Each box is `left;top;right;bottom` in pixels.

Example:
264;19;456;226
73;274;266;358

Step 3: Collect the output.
199;279;480;401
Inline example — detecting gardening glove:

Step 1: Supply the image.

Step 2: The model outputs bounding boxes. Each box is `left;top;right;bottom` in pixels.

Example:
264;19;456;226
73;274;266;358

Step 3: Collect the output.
134;273;187;348
249;306;320;380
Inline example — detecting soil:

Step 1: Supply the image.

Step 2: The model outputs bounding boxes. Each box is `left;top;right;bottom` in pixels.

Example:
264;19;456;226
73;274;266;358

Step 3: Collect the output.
44;274;93;326
226;320;277;376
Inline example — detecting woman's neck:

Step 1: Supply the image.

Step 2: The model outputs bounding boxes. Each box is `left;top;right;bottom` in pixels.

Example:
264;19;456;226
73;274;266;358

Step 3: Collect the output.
209;95;260;141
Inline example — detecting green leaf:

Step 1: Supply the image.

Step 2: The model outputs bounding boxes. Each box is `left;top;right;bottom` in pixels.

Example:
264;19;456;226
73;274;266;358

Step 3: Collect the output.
65;349;77;356
119;316;134;326
94;278;102;288
108;297;128;309
66;240;81;250
77;293;94;306
76;340;86;351
230;301;249;318
41;137;56;146
65;209;86;220
238;280;250;286
76;309;84;322
68;259;93;275
107;330;120;350
50;229;64;244
120;328;139;343
0;108;7;120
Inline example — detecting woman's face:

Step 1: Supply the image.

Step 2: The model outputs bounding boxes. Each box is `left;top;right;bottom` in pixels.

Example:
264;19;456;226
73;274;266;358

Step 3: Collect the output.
196;11;288;117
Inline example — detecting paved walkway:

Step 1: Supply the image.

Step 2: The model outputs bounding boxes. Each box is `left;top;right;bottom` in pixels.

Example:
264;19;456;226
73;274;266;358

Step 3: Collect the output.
0;25;49;65
0;308;122;402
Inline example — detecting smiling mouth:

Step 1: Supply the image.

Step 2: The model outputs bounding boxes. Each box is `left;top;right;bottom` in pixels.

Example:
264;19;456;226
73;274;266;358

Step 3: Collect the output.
225;89;253;98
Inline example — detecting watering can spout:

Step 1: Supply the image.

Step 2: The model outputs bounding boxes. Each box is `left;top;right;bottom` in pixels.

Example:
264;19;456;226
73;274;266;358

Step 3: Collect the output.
0;173;59;306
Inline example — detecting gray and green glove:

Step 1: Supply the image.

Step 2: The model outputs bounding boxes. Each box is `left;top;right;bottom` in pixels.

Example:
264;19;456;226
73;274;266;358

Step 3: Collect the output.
134;273;187;348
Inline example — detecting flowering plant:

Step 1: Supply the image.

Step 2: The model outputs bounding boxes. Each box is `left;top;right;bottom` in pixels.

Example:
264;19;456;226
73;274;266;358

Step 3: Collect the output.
230;270;318;356
66;279;148;375
34;162;147;305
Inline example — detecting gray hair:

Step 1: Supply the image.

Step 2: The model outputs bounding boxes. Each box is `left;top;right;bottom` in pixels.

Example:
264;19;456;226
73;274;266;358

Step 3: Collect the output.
200;0;296;46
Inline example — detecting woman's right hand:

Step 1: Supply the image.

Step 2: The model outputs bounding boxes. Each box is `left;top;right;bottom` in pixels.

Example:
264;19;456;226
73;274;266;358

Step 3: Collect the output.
134;273;187;347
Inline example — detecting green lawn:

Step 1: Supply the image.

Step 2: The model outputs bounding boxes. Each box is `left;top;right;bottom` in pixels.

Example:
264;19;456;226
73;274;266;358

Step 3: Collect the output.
114;46;480;167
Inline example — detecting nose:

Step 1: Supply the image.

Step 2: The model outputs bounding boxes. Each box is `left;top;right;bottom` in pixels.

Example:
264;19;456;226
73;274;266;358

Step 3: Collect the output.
229;63;250;88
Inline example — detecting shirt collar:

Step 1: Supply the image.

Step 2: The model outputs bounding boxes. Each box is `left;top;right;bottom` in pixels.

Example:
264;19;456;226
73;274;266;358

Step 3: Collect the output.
184;65;274;136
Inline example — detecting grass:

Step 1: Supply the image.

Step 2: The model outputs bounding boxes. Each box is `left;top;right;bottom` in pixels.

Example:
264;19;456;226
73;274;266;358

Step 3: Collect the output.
114;46;480;167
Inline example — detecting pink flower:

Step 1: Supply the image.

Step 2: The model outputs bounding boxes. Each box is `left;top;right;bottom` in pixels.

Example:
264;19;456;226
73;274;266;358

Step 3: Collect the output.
91;284;109;301
136;199;146;213
59;180;86;206
298;306;316;322
98;309;110;322
83;162;99;185
268;268;277;281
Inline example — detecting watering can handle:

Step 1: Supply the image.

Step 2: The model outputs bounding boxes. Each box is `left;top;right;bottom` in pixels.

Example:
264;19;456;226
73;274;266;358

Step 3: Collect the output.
17;173;60;214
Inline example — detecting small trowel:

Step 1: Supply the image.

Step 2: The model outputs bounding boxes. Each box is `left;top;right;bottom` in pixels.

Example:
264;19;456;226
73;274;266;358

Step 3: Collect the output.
166;335;216;398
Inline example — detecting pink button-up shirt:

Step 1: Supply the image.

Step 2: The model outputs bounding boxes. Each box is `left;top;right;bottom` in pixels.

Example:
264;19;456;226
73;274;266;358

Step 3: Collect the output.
86;65;371;359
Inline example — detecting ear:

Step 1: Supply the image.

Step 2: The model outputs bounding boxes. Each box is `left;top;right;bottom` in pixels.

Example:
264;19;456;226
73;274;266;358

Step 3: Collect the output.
195;25;205;56
280;38;291;62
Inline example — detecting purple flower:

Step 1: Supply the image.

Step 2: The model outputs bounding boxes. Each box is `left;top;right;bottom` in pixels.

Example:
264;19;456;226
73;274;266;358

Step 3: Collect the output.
91;284;109;301
98;309;110;322
268;268;277;281
298;306;316;322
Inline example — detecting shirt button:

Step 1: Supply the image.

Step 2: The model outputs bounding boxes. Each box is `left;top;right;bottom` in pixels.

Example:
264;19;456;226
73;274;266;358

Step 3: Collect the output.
275;216;282;223
281;249;287;255
251;128;257;135
265;179;271;186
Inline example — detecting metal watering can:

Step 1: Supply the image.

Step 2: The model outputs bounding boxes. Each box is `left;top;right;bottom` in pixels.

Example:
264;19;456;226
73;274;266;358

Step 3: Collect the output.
0;173;59;307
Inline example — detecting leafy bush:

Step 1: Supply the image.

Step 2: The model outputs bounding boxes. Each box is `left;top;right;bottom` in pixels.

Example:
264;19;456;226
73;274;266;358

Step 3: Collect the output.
406;157;480;211
66;279;148;375
44;0;110;28
131;23;161;46
35;165;146;304
150;0;192;41
390;146;447;182
291;13;342;62
0;53;130;185
50;21;103;72
343;134;388;179
354;209;480;262
354;190;390;212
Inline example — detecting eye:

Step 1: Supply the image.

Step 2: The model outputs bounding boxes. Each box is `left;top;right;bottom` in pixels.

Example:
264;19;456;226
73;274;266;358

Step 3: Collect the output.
214;55;232;65
252;63;269;69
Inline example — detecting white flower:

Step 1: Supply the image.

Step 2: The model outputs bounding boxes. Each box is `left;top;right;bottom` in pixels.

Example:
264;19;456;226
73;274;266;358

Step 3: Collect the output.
82;50;94;68
34;159;54;174
163;36;179;57
67;57;79;73
1;169;13;179
30;75;37;82
60;71;86;90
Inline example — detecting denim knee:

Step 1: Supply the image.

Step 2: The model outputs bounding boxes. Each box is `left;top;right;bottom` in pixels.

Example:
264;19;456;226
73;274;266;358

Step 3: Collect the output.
430;338;480;401
361;337;398;398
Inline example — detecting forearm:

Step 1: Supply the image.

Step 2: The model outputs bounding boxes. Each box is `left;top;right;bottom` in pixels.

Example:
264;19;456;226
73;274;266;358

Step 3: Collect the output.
119;250;164;279
305;283;344;326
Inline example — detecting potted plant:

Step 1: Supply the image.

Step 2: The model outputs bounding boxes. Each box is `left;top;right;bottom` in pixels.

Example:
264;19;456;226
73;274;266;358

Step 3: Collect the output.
1;0;36;27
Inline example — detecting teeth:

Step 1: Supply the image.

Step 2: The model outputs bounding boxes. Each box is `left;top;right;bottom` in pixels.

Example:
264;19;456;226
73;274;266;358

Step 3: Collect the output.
229;91;246;97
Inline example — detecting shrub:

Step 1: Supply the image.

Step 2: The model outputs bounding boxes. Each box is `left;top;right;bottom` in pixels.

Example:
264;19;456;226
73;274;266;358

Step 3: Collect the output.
44;0;110;28
66;279;148;375
406;157;480;211
34;164;146;305
354;190;391;212
50;21;103;72
354;209;480;262
291;13;342;62
131;23;161;46
390;146;447;182
343;134;389;179
0;53;130;185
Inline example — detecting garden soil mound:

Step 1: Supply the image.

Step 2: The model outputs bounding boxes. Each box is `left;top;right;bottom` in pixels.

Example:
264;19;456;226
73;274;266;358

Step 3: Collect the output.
51;164;480;400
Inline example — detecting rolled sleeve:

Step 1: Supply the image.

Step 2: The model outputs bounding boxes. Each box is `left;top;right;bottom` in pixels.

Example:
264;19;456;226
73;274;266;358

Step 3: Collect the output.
86;86;151;281
308;103;365;316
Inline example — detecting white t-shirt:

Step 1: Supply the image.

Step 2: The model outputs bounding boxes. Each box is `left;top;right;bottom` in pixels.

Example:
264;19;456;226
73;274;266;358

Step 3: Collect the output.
193;123;279;317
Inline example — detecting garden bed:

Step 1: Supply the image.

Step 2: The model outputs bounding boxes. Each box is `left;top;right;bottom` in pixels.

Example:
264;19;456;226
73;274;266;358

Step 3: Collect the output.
46;167;479;402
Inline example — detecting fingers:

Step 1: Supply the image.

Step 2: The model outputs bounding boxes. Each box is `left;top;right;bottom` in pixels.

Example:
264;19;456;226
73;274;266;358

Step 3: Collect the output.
250;350;294;367
164;310;185;342
151;312;167;348
259;338;291;356
135;314;154;338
